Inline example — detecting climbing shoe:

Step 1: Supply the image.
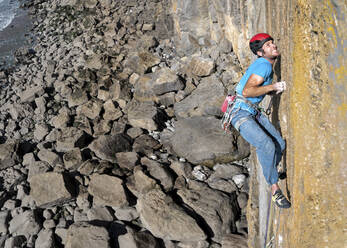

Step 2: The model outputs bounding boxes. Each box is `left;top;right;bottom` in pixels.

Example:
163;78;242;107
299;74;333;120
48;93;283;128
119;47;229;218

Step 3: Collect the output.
272;190;291;208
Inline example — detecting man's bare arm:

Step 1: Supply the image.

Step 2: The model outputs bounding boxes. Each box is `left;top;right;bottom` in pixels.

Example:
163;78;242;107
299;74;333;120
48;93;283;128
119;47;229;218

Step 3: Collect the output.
242;74;275;98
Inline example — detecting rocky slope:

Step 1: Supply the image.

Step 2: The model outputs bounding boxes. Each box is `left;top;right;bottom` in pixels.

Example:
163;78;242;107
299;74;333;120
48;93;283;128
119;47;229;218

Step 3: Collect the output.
0;0;251;247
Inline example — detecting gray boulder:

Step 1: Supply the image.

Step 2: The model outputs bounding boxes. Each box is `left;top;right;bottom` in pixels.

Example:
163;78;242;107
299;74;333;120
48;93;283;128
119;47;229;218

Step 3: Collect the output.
136;189;206;242
37;149;62;167
63;148;83;170
88;134;132;162
35;229;55;248
174;74;225;118
56;127;87;152
118;227;158;248
127;101;160;131
221;233;248;248
141;157;175;191
125;51;161;75
65;222;110;248
103;100;123;121
0;211;9;234
134;67;184;102
29;172;75;206
132;167;158;196
170;116;249;166
19;85;44;103
76;100;103;119
177;181;238;241
88;173;128;208
0;140;18;170
115;152;139;170
68;89;89;108
8;210;41;238
188;56;215;77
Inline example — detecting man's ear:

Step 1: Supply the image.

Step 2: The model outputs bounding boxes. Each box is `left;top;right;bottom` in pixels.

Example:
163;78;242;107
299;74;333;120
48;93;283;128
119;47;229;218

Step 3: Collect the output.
256;50;263;57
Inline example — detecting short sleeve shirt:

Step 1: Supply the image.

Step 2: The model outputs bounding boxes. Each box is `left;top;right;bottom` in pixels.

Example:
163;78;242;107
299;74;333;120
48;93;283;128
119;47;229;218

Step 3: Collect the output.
234;58;273;114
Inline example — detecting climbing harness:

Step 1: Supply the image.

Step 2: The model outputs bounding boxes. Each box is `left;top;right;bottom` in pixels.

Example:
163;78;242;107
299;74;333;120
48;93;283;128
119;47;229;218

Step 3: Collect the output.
220;94;273;132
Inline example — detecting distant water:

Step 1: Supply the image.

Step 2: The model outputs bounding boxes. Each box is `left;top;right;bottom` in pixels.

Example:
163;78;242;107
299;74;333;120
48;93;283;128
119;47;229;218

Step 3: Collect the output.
0;0;20;31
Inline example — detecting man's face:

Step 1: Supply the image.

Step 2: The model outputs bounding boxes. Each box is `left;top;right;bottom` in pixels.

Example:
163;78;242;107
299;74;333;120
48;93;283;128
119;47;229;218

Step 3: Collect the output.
258;40;280;58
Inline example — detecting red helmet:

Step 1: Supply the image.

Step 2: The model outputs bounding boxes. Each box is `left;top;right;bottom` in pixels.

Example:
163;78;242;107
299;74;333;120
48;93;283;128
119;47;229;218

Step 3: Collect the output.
249;33;273;55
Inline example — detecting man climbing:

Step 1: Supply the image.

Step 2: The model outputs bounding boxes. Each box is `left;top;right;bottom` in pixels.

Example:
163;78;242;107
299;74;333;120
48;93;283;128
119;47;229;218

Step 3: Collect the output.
230;33;291;208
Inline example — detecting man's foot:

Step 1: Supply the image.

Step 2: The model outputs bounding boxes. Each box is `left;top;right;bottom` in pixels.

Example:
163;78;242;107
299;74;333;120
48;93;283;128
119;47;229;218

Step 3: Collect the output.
272;189;291;208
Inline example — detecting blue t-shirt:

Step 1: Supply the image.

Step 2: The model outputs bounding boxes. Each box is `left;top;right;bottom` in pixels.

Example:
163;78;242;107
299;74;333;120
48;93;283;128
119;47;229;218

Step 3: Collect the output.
234;58;273;114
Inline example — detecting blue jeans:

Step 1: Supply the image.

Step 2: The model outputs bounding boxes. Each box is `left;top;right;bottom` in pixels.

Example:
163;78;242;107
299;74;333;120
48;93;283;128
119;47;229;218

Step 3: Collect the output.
231;109;285;185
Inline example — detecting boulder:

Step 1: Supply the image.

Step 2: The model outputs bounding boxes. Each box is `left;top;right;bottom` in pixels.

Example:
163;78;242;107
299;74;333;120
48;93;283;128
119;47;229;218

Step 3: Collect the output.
8;210;41;237
221;233;248;248
50;107;70;129
65;222;110;248
115;152;139;170
125;51;161;74
0;140;18;170
88;173;128;207
118;227;158;248
76;100;103;119
177;181;238;241
136;189;206;242
37;149;62;167
113;207;139;222
67;89;89;108
35;229;55;248
63;148;83;170
86;207;114;222
92;119;111;137
170;116;249;166
88;134;132;162
174;74;225;118
134;68;184;102
127;101;160;131
188;56;215;76
29;172;75;206
103;100;123;121
33;124;49;141
0;211;9;233
27;161;51;178
19;85;44;103
133;134;161;156
56;127;87;152
133;167;158;196
73;115;93;135
141;157;175;191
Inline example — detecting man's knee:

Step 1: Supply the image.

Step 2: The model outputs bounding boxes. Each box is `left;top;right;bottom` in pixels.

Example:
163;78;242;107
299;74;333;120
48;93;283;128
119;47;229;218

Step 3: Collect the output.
263;138;276;154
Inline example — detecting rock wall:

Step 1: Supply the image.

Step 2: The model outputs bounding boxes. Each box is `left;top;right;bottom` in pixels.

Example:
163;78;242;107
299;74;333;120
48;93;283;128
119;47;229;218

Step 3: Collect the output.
282;1;346;248
172;0;346;247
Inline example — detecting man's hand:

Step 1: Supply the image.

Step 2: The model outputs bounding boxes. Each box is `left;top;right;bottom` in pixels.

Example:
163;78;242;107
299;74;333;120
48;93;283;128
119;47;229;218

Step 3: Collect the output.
273;81;286;94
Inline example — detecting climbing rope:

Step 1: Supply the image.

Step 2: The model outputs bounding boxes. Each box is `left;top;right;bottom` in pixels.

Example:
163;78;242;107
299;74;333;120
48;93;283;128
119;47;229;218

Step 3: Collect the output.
264;192;283;248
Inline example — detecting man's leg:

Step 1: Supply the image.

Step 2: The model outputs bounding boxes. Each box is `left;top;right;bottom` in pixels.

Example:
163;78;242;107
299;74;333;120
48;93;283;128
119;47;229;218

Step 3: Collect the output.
256;113;285;166
232;111;279;185
232;110;291;208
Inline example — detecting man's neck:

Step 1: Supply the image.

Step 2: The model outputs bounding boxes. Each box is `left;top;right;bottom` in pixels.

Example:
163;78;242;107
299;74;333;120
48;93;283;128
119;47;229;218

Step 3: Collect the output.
262;56;277;65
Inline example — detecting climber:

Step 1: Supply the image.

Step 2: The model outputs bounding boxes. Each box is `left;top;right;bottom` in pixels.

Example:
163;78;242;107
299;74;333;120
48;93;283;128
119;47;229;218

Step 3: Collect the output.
230;33;291;208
